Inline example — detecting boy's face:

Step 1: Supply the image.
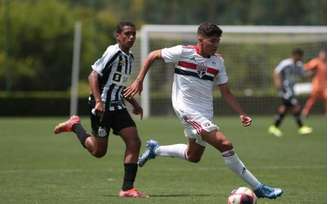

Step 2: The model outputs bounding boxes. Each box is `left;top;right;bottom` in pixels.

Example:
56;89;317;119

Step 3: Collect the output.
198;35;221;57
116;26;136;50
292;53;303;62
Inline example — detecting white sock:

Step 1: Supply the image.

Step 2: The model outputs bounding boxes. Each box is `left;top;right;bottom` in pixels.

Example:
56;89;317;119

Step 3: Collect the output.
222;150;261;190
155;144;187;160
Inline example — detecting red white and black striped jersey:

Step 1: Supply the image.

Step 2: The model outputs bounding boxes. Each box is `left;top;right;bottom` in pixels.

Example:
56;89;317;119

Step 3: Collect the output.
161;45;228;116
91;44;134;111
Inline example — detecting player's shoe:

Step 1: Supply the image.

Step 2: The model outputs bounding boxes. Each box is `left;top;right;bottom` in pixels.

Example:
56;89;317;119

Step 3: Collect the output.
118;188;148;198
268;125;283;137
53;115;80;134
254;184;283;199
298;125;312;135
138;139;159;167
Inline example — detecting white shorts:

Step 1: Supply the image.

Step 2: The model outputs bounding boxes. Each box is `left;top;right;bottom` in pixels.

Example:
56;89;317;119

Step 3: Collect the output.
174;108;219;147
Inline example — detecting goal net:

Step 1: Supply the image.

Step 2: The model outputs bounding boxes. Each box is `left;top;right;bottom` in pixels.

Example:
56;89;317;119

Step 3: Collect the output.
131;25;326;117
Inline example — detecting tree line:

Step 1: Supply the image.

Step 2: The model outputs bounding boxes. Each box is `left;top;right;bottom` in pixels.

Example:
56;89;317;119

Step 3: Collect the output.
0;0;326;92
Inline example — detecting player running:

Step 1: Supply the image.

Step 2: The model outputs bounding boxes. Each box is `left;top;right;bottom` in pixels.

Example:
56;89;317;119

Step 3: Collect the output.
53;22;147;198
302;49;327;117
268;48;312;137
124;22;283;199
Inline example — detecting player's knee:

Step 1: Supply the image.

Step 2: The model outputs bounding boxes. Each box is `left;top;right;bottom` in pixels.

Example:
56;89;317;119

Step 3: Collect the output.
126;137;141;151
92;149;107;158
220;140;233;152
187;156;201;163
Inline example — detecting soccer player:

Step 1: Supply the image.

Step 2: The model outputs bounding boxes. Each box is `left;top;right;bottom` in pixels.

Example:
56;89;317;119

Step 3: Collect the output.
124;22;283;199
53;22;147;198
268;48;312;137
302;49;327;117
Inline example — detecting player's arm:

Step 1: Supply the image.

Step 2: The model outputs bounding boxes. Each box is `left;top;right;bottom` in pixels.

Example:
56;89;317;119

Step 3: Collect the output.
218;83;252;127
272;71;282;89
88;70;105;113
124;50;162;98
124;97;143;119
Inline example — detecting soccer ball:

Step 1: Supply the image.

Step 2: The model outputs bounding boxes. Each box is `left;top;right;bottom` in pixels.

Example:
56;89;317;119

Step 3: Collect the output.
227;187;257;204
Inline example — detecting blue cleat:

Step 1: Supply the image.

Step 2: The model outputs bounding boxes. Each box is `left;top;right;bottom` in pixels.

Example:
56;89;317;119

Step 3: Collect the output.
254;184;283;199
138;139;159;167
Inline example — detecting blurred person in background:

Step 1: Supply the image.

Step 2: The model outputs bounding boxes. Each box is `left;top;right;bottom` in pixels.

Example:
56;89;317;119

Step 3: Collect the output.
53;22;147;198
268;48;312;137
125;22;283;200
302;49;327;117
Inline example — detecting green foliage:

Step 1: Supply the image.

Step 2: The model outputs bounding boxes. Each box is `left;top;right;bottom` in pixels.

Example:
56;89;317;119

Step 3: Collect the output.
0;0;325;92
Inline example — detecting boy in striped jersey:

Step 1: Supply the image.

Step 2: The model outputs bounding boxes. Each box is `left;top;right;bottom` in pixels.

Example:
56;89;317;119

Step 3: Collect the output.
124;22;282;200
54;22;147;198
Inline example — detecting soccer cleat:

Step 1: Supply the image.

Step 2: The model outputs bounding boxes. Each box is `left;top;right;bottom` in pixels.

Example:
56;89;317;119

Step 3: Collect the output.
268;125;283;137
53;115;80;134
298;126;312;135
119;188;148;198
138;139;159;167
254;184;283;199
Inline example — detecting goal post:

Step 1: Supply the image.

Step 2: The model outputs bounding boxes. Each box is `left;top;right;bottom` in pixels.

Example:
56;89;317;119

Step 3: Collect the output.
135;25;326;118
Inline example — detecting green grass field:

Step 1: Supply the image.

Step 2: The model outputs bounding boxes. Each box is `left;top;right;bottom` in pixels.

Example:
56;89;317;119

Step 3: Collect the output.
0;115;326;204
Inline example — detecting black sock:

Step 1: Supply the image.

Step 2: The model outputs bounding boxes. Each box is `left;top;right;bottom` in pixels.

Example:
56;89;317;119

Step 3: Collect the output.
274;112;286;127
293;112;303;127
72;123;89;147
122;163;138;191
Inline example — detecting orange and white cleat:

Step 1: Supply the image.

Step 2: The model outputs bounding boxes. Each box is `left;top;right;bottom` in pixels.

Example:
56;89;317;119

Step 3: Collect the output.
118;188;148;198
53;115;80;134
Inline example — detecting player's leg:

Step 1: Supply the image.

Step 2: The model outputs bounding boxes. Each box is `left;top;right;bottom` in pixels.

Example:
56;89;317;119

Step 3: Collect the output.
114;110;146;198
302;93;317;117
268;103;288;137
53;115;108;157
149;138;205;162
138;112;207;166
200;130;261;190
291;100;312;134
200;130;283;199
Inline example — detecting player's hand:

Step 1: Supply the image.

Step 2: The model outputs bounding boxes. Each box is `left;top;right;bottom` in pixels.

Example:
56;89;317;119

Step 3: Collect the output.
240;115;252;127
94;101;105;115
124;79;143;98
132;104;143;120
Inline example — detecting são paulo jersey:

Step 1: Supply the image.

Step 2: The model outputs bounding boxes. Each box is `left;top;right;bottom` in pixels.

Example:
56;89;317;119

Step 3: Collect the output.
161;45;228;116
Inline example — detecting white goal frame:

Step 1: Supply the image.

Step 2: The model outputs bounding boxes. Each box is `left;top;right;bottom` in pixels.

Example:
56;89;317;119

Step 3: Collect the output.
139;25;327;118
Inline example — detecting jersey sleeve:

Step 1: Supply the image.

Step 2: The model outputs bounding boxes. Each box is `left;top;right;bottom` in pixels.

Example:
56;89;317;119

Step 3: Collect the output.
274;61;285;74
91;46;118;76
215;58;229;85
161;45;183;63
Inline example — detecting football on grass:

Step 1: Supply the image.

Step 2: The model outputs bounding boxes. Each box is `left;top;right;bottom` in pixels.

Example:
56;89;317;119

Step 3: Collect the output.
227;187;257;204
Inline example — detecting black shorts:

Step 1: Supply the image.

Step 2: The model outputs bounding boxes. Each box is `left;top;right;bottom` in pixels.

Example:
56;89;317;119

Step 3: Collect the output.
281;97;299;107
88;98;136;138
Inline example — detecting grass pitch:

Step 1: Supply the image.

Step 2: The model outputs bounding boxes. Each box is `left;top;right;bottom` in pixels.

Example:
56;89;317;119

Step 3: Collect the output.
0;115;326;204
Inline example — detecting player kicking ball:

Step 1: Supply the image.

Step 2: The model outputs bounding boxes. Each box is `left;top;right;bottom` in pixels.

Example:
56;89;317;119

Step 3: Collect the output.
124;22;283;199
54;22;147;198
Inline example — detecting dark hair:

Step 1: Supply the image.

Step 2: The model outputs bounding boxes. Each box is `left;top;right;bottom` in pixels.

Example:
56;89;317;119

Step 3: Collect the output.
292;48;304;56
116;21;135;33
197;22;222;37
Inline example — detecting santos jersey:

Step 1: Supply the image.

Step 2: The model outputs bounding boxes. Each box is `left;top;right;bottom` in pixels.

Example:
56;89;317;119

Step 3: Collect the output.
91;44;134;111
274;58;304;99
161;45;228;116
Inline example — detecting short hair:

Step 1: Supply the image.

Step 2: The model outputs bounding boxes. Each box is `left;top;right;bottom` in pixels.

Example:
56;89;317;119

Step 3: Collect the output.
197;22;222;38
292;48;304;56
116;21;135;33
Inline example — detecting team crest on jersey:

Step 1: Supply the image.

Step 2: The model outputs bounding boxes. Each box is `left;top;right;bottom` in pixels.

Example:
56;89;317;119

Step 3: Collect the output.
98;127;107;137
196;63;207;78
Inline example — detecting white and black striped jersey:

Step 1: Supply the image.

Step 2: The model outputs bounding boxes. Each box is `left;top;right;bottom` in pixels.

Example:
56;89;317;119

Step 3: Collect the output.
91;44;134;111
274;58;304;99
